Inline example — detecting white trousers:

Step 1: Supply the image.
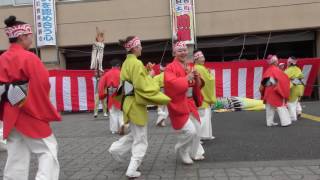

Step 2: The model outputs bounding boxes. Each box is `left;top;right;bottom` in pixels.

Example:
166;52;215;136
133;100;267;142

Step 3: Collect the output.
109;105;124;133
296;102;302;114
175;115;205;159
198;108;214;139
156;105;169;125
287;99;298;121
266;103;291;127
109;123;148;169
0;121;6;149
4;129;59;180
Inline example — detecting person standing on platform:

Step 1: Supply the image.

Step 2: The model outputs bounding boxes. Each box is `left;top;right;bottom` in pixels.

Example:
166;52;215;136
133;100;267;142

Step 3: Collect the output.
108;36;170;178
0;15;61;180
164;41;205;165
260;55;291;127
193;50;216;140
91;27;108;118
284;57;305;122
99;59;124;134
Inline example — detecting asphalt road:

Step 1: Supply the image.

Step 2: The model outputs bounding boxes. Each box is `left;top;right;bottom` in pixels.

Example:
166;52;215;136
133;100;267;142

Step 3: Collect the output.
0;101;319;179
204;104;320;162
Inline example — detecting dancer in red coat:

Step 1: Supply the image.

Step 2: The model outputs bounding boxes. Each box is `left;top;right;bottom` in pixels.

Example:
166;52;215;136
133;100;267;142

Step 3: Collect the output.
0;16;60;180
99;59;123;134
260;55;291;127
164;41;205;164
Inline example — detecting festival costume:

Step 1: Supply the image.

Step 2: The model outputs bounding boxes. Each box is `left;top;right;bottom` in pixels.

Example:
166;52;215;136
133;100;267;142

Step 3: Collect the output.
194;62;216;140
285;65;304;121
108;43;170;177
99;67;123;133
0;42;60;180
261;63;291;127
164;57;205;164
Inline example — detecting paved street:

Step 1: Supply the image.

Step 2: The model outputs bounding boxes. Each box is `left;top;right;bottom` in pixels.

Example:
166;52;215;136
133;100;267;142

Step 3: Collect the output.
0;101;320;180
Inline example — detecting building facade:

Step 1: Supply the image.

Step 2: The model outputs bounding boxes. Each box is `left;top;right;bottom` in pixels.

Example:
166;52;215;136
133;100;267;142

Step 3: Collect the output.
1;0;320;64
0;0;319;99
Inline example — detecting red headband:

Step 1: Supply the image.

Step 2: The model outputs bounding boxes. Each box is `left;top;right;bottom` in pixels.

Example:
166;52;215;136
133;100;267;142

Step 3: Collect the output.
124;36;141;51
5;24;32;39
174;41;187;51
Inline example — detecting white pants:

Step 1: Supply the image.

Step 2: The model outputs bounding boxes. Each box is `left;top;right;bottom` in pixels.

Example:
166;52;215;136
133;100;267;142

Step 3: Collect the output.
156;105;169;125
266;103;291;127
287;100;298;121
0;121;6;149
4;129;59;180
175;115;205;159
109;105;124;133
109;123;148;169
296;102;302;114
198;108;214;139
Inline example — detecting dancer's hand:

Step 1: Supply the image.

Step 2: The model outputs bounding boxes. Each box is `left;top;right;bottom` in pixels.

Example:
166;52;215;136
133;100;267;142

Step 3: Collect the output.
95;27;105;42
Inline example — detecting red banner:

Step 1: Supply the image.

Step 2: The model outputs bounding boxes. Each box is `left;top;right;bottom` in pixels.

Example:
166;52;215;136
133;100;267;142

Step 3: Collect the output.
49;59;320;112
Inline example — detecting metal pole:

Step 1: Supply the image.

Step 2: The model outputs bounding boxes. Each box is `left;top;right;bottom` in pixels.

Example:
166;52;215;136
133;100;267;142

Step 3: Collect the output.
263;32;272;59
32;0;40;57
192;0;197;50
169;0;175;56
53;0;60;65
238;34;246;61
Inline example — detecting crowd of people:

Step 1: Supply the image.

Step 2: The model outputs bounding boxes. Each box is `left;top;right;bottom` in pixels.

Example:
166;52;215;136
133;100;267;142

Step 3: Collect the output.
0;15;305;179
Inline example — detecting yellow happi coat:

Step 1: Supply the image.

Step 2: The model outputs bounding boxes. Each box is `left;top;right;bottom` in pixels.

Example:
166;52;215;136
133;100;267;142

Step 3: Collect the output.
194;64;216;109
120;54;171;126
153;72;164;88
284;65;305;102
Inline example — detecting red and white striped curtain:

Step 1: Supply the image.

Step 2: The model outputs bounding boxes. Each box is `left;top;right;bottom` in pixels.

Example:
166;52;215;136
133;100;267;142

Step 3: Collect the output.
49;58;320;112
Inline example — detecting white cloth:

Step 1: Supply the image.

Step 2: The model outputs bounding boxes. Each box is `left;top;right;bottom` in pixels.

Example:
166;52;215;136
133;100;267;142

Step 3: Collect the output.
266;103;291;127
198;108;214;139
175;114;205;160
4;129;59;180
108;122;148;171
287;99;298;121
296;102;302;114
90;42;104;72
156;105;169;125
109;105;124;133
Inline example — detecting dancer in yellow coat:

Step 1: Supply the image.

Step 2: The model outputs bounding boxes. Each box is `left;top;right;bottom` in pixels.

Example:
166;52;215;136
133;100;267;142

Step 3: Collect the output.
108;36;170;178
193;50;216;140
284;57;304;122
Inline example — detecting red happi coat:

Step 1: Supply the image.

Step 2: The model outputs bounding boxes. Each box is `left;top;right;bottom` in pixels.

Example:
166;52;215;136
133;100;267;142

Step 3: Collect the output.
0;44;61;139
261;65;290;107
98;67;121;110
164;58;203;130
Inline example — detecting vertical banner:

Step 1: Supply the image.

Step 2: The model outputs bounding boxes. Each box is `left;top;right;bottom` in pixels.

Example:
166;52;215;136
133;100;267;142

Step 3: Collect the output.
33;0;57;47
171;0;196;44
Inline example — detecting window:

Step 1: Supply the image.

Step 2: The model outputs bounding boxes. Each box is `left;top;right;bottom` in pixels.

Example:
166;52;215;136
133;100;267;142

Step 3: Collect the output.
13;0;33;5
0;0;34;6
58;0;85;2
0;0;13;6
